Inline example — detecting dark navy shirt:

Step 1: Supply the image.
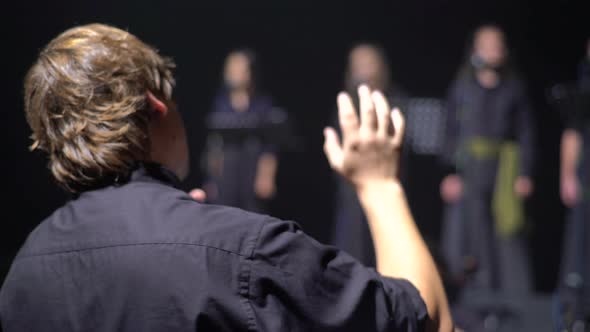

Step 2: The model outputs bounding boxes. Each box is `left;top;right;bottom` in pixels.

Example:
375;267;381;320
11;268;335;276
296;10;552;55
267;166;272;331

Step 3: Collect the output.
444;73;535;177
208;90;277;154
212;90;273;115
0;164;427;331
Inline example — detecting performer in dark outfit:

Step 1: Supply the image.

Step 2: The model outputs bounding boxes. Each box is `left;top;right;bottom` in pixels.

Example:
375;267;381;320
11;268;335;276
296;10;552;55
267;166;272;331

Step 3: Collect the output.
331;43;407;267
440;25;535;293
555;37;590;331
204;50;277;213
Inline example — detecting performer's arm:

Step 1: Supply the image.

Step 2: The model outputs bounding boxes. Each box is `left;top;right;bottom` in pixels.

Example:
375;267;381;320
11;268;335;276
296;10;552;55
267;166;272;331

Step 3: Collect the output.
514;82;536;197
561;129;582;207
324;85;453;332
254;96;280;199
254;152;278;199
440;81;463;203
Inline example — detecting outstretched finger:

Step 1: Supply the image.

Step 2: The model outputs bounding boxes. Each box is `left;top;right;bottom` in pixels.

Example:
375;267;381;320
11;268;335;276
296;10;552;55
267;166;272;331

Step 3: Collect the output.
323;127;344;170
371;91;392;138
337;92;359;142
391;108;405;147
359;85;377;135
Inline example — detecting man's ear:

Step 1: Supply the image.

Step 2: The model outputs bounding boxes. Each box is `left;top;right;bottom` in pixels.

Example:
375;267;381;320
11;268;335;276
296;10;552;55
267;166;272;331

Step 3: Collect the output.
146;91;168;116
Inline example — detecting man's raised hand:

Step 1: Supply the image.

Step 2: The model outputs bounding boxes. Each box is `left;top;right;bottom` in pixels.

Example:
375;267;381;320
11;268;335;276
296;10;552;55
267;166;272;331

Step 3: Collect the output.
323;85;405;189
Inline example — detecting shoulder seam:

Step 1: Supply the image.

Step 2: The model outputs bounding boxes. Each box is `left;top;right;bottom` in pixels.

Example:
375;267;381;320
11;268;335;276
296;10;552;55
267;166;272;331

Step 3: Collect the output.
239;217;271;332
239;256;258;331
247;217;269;259
15;242;247;259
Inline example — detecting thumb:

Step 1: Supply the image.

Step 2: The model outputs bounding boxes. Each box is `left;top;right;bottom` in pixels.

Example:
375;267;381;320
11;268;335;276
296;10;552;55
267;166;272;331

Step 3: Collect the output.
323;127;343;170
189;188;207;202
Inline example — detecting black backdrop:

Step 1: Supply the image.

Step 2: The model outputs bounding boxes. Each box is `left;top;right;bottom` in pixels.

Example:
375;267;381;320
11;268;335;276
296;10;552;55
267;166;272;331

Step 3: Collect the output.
1;0;587;293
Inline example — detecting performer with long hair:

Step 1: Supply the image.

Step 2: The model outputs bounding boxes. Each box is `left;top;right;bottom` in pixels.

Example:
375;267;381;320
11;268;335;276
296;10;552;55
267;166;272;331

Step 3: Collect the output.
554;36;590;331
440;25;535;293
203;49;278;213
331;43;407;267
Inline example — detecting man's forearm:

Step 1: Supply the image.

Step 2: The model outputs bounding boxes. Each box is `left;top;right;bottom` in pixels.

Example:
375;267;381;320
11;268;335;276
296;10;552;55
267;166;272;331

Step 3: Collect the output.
357;180;452;332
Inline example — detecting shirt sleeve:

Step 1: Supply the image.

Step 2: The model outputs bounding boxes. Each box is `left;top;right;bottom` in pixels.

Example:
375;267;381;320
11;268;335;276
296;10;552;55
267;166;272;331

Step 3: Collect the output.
566;66;590;132
442;79;462;175
258;95;279;155
514;81;536;177
247;217;429;332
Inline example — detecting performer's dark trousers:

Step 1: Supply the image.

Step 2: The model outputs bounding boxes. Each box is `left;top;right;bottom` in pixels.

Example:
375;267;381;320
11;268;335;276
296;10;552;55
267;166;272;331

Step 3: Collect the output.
214;139;266;214
331;180;376;268
557;187;590;320
442;158;531;293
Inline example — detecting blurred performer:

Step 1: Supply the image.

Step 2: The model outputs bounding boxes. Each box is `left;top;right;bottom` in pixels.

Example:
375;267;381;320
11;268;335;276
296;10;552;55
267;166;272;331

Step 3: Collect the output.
331;44;407;267
204;50;277;213
555;37;590;330
440;25;535;293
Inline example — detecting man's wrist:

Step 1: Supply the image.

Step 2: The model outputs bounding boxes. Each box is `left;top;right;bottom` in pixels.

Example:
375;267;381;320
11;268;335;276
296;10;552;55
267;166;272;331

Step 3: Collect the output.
561;170;577;181
356;179;404;203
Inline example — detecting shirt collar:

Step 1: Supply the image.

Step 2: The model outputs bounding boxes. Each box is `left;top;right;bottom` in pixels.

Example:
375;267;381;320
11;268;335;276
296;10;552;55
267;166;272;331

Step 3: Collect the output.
129;162;182;189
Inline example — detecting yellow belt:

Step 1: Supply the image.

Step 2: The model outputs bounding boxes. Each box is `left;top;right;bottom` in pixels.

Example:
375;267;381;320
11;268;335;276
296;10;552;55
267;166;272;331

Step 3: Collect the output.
464;138;525;237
